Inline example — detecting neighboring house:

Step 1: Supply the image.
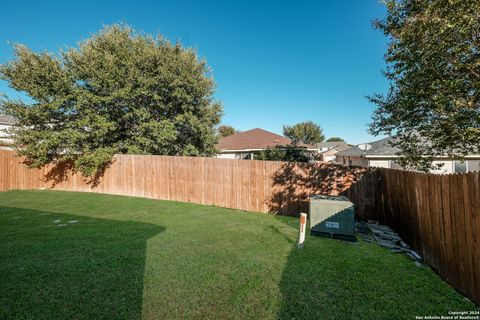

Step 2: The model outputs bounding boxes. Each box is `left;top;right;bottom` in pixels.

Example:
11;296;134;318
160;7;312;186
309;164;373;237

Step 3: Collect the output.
0;115;17;147
216;128;316;159
336;137;480;174
316;142;350;162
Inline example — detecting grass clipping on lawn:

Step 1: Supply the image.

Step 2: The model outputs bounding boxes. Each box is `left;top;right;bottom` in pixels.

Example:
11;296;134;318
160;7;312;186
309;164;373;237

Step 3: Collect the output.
0;190;477;319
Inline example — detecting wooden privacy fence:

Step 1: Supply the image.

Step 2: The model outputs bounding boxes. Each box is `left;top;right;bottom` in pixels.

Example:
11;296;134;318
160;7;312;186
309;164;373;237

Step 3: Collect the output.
362;169;480;306
0;149;479;305
0;150;369;215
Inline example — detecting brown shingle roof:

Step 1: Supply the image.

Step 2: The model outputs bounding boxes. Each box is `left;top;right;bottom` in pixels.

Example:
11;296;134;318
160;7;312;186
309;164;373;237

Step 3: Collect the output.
217;128;313;151
316;142;349;150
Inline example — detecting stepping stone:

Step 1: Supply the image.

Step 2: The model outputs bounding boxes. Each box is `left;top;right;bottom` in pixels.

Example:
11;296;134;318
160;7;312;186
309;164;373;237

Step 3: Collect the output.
378;234;397;240
406;250;422;262
391;247;403;253
378;241;396;249
399;241;410;249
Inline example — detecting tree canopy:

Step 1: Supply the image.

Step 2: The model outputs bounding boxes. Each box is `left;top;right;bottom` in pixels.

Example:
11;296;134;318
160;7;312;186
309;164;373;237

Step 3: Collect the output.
282;121;324;145
0;25;222;176
369;0;480;170
218;125;237;138
326;137;345;143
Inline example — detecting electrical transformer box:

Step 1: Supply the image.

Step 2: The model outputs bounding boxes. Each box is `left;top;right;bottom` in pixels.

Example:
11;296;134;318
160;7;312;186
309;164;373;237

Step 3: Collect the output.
309;195;356;241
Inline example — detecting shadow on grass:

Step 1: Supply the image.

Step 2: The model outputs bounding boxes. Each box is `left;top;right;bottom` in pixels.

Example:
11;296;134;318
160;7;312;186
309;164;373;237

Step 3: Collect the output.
0;206;164;319
276;234;478;320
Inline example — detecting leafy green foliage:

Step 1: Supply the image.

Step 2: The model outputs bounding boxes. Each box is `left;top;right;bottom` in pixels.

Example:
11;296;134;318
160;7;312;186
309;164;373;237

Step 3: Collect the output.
326;137;345;142
254;145;312;162
0;25;222;176
283;121;324;145
369;0;480;170
218;125;237;138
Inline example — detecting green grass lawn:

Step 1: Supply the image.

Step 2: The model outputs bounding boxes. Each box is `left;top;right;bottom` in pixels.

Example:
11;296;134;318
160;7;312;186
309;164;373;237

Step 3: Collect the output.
0;190;477;319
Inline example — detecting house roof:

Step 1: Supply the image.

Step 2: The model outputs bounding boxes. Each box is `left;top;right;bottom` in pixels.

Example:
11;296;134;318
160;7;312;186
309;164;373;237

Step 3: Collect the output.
319;148;346;156
0;115;17;125
317;142;350;153
336;137;399;157
337;136;480;159
316;142;349;150
217;128;313;151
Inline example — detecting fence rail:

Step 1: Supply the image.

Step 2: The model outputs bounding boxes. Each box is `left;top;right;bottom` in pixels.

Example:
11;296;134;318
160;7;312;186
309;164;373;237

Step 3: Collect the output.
0;150;478;305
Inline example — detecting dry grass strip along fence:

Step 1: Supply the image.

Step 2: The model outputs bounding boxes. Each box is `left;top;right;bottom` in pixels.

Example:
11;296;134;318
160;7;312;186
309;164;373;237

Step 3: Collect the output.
0;150;478;305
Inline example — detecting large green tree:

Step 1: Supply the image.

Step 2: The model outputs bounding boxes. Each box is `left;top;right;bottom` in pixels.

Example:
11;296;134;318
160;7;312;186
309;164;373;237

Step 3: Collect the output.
0;25;222;176
325;137;345;143
218;125;237;138
369;0;480;170
283;121;324;145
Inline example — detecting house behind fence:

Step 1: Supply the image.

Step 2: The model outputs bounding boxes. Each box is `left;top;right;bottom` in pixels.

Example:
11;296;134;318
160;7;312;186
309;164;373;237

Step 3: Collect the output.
336;137;480;173
0;115;16;147
215;128;317;160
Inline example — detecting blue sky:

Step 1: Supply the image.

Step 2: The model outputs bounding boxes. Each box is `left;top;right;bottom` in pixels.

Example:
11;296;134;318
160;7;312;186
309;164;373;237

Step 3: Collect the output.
0;0;389;144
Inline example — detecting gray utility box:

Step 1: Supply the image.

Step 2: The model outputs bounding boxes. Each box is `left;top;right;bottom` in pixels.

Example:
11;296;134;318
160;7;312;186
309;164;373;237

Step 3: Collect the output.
309;195;356;241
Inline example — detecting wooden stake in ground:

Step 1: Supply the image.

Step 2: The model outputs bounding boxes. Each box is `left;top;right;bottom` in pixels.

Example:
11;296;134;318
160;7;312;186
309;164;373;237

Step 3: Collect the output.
298;213;307;249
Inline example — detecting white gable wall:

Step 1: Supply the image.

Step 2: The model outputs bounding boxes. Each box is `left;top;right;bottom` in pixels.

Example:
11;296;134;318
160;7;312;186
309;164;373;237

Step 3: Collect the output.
0;124;11;138
357;158;478;174
0;124;13;144
467;160;480;172
216;152;252;160
429;160;454;174
322;155;336;162
368;160;391;169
